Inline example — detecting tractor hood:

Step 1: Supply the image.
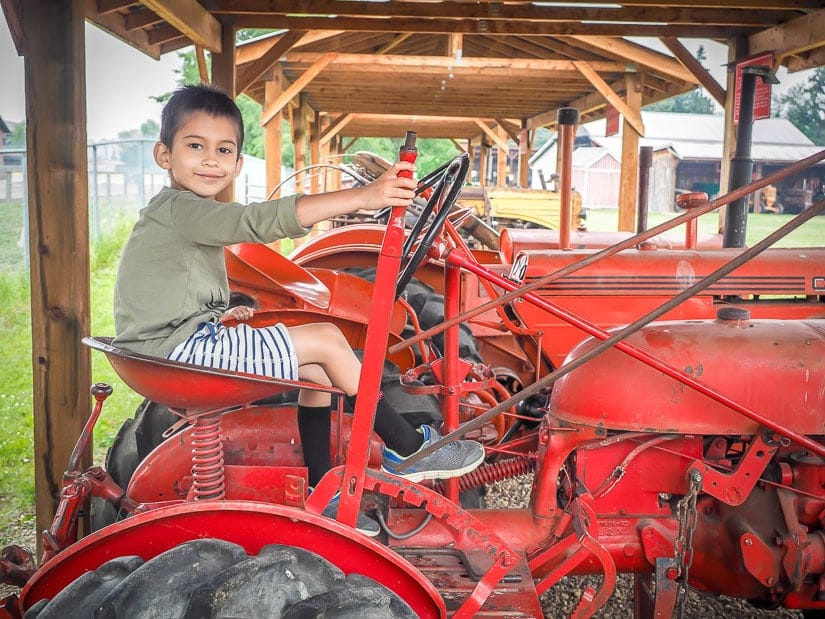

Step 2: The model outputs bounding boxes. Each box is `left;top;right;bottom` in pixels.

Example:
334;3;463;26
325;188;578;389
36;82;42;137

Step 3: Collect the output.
550;311;825;435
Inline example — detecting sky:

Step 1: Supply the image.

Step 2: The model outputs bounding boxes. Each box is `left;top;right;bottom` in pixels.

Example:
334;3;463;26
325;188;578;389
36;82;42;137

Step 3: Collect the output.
0;19;814;142
1;20;183;140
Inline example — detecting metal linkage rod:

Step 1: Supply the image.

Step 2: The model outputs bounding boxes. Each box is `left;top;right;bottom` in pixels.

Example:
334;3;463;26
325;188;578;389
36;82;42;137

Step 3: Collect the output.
397;198;825;470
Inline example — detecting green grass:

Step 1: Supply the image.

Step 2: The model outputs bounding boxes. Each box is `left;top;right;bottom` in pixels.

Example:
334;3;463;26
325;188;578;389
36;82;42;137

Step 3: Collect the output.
0;211;142;546
585;207;824;247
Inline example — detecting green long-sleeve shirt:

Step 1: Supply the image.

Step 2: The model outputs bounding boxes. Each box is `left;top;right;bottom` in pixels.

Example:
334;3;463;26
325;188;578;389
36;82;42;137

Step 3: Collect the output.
113;187;309;357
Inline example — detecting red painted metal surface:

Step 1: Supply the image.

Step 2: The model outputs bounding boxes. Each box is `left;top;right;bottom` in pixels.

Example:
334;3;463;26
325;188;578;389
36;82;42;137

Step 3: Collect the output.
19;502;446;618
126;406;383;505
83;337;342;416
551;317;825;435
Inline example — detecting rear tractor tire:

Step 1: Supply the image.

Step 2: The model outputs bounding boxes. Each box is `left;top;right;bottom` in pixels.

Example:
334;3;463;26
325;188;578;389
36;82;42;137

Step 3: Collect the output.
24;539;417;619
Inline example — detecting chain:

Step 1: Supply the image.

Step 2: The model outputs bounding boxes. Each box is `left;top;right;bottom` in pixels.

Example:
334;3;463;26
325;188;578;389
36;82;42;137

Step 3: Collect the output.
673;469;702;619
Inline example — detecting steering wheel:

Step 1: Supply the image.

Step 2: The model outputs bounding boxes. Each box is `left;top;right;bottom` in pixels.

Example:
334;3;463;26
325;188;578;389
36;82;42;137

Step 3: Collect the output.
395;153;471;298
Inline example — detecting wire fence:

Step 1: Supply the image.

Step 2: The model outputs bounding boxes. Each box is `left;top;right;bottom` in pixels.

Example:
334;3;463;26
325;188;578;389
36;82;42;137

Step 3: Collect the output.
0;139;270;273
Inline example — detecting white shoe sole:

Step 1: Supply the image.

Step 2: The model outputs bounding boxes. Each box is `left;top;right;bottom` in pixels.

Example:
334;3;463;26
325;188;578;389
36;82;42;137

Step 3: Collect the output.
381;448;485;483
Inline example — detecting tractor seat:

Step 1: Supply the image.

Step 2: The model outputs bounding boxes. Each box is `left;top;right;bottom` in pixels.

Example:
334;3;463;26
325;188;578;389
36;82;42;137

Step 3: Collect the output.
83;336;342;417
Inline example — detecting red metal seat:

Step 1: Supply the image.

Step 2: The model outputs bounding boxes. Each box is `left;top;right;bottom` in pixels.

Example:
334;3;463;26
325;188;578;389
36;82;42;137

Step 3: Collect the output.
83;336;342;417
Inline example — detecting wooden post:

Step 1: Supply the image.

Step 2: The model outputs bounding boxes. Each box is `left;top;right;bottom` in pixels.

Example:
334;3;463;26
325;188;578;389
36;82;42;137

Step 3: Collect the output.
479;141;489;187
293;102;307;195
718;37;747;233
518;124;531;188
21;0;91;552
211;21;236;203
617;72;642;232
264;71;284;200
496;126;508;187
309;109;320;194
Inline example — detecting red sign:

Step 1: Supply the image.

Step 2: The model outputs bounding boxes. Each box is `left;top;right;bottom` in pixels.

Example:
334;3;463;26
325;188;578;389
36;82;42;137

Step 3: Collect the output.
733;52;774;123
605;104;619;137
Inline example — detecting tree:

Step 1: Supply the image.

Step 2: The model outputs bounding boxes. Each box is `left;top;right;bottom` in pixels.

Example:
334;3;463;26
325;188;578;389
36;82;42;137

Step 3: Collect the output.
775;67;825;145
349;136;463;176
644;45;715;114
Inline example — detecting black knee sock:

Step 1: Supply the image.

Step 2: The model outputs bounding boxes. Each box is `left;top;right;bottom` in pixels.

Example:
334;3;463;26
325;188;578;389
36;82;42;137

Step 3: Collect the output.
297;405;332;487
345;394;424;457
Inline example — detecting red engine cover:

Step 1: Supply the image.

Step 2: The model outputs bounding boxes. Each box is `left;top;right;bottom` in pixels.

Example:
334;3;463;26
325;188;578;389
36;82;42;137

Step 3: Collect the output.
551;314;825;434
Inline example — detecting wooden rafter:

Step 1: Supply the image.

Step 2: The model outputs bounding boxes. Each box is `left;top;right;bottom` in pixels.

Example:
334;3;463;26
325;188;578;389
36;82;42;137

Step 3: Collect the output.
569;36;697;84
261;52;337;126
749;8;825;63
320;113;354;146
237;30;307;94
475;120;510;151
574;61;644;136
141;0;222;52
229;15;736;39
661;37;726;106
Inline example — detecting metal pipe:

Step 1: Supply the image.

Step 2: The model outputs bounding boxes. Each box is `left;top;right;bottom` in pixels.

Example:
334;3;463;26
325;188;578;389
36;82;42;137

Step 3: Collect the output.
637;146;652;233
724;69;758;247
557;107;578;250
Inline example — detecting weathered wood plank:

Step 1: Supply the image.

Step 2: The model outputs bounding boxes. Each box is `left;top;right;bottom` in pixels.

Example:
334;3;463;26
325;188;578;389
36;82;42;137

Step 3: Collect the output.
22;0;91;553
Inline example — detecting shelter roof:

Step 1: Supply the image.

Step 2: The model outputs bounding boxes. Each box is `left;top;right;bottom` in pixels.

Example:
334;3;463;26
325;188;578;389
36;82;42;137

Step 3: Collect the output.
0;0;825;140
4;1;825;142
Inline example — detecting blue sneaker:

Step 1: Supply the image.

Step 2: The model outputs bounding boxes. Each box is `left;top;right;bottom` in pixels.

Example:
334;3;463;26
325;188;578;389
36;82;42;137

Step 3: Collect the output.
322;493;380;538
381;425;485;483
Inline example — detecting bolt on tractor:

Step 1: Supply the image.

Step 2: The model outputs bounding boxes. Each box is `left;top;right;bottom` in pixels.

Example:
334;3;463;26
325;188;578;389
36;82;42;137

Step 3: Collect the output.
1;120;825;618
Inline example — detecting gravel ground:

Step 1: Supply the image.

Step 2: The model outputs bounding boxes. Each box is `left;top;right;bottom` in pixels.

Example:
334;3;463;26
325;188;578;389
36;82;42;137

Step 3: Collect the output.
0;477;807;618
486;474;803;619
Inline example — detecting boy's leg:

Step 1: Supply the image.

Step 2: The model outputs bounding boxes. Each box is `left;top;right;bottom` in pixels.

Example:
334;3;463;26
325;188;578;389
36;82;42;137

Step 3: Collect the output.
296;364;333;487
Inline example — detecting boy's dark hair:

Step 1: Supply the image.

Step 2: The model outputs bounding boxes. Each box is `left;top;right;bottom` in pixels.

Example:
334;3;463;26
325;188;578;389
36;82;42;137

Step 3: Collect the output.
160;84;244;155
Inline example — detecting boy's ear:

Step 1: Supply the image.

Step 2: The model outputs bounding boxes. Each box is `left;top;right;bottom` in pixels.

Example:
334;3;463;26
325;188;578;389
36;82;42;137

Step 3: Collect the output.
233;153;244;178
154;141;171;170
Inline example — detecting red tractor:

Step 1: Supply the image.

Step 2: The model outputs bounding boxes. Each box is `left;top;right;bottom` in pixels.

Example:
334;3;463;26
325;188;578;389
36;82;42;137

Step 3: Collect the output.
1;134;825;617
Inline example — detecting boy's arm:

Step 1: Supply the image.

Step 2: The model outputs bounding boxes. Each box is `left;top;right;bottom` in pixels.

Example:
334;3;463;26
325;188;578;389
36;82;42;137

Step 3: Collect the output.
295;161;417;228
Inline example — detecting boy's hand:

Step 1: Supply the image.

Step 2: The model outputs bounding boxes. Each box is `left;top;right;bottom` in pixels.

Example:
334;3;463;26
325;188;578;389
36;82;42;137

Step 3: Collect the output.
221;305;255;324
359;161;417;211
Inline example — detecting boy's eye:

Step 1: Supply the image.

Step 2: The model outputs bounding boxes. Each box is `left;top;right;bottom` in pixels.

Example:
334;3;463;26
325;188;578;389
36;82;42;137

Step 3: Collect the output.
186;142;203;150
218;146;234;155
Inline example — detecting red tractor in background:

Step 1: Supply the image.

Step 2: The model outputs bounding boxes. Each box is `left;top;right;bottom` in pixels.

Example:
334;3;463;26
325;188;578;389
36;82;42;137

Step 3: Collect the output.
1;119;825;617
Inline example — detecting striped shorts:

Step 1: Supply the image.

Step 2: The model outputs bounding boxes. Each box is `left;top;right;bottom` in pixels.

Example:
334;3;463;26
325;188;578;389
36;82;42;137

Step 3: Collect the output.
167;321;299;381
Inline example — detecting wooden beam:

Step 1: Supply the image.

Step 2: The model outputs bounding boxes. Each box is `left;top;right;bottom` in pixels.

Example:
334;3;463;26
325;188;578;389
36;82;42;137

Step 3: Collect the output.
195;45;209;84
376;33;412;55
140;0;222;52
787;45;825;72
95;0;136;14
447;32;462;59
660;36;726;107
237;29;307;94
85;0;161;60
212;21;236;202
574;61;645;137
570;36;697;84
495;118;520;144
264;70;283;201
286;52;625;74
518;124;531;188
618;73;642;232
0;0;23;54
236;29;343;64
474;119;510;152
231;15;735;38
22;0;91;552
215;1;793;27
320;113;354;146
260;52;337;126
749;8;825;63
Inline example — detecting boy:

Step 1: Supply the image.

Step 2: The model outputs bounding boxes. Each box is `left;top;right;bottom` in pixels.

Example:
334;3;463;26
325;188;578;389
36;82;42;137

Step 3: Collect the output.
113;85;485;534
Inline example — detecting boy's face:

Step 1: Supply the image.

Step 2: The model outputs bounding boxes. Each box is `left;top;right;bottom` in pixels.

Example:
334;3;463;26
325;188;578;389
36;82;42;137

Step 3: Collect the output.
153;110;243;199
